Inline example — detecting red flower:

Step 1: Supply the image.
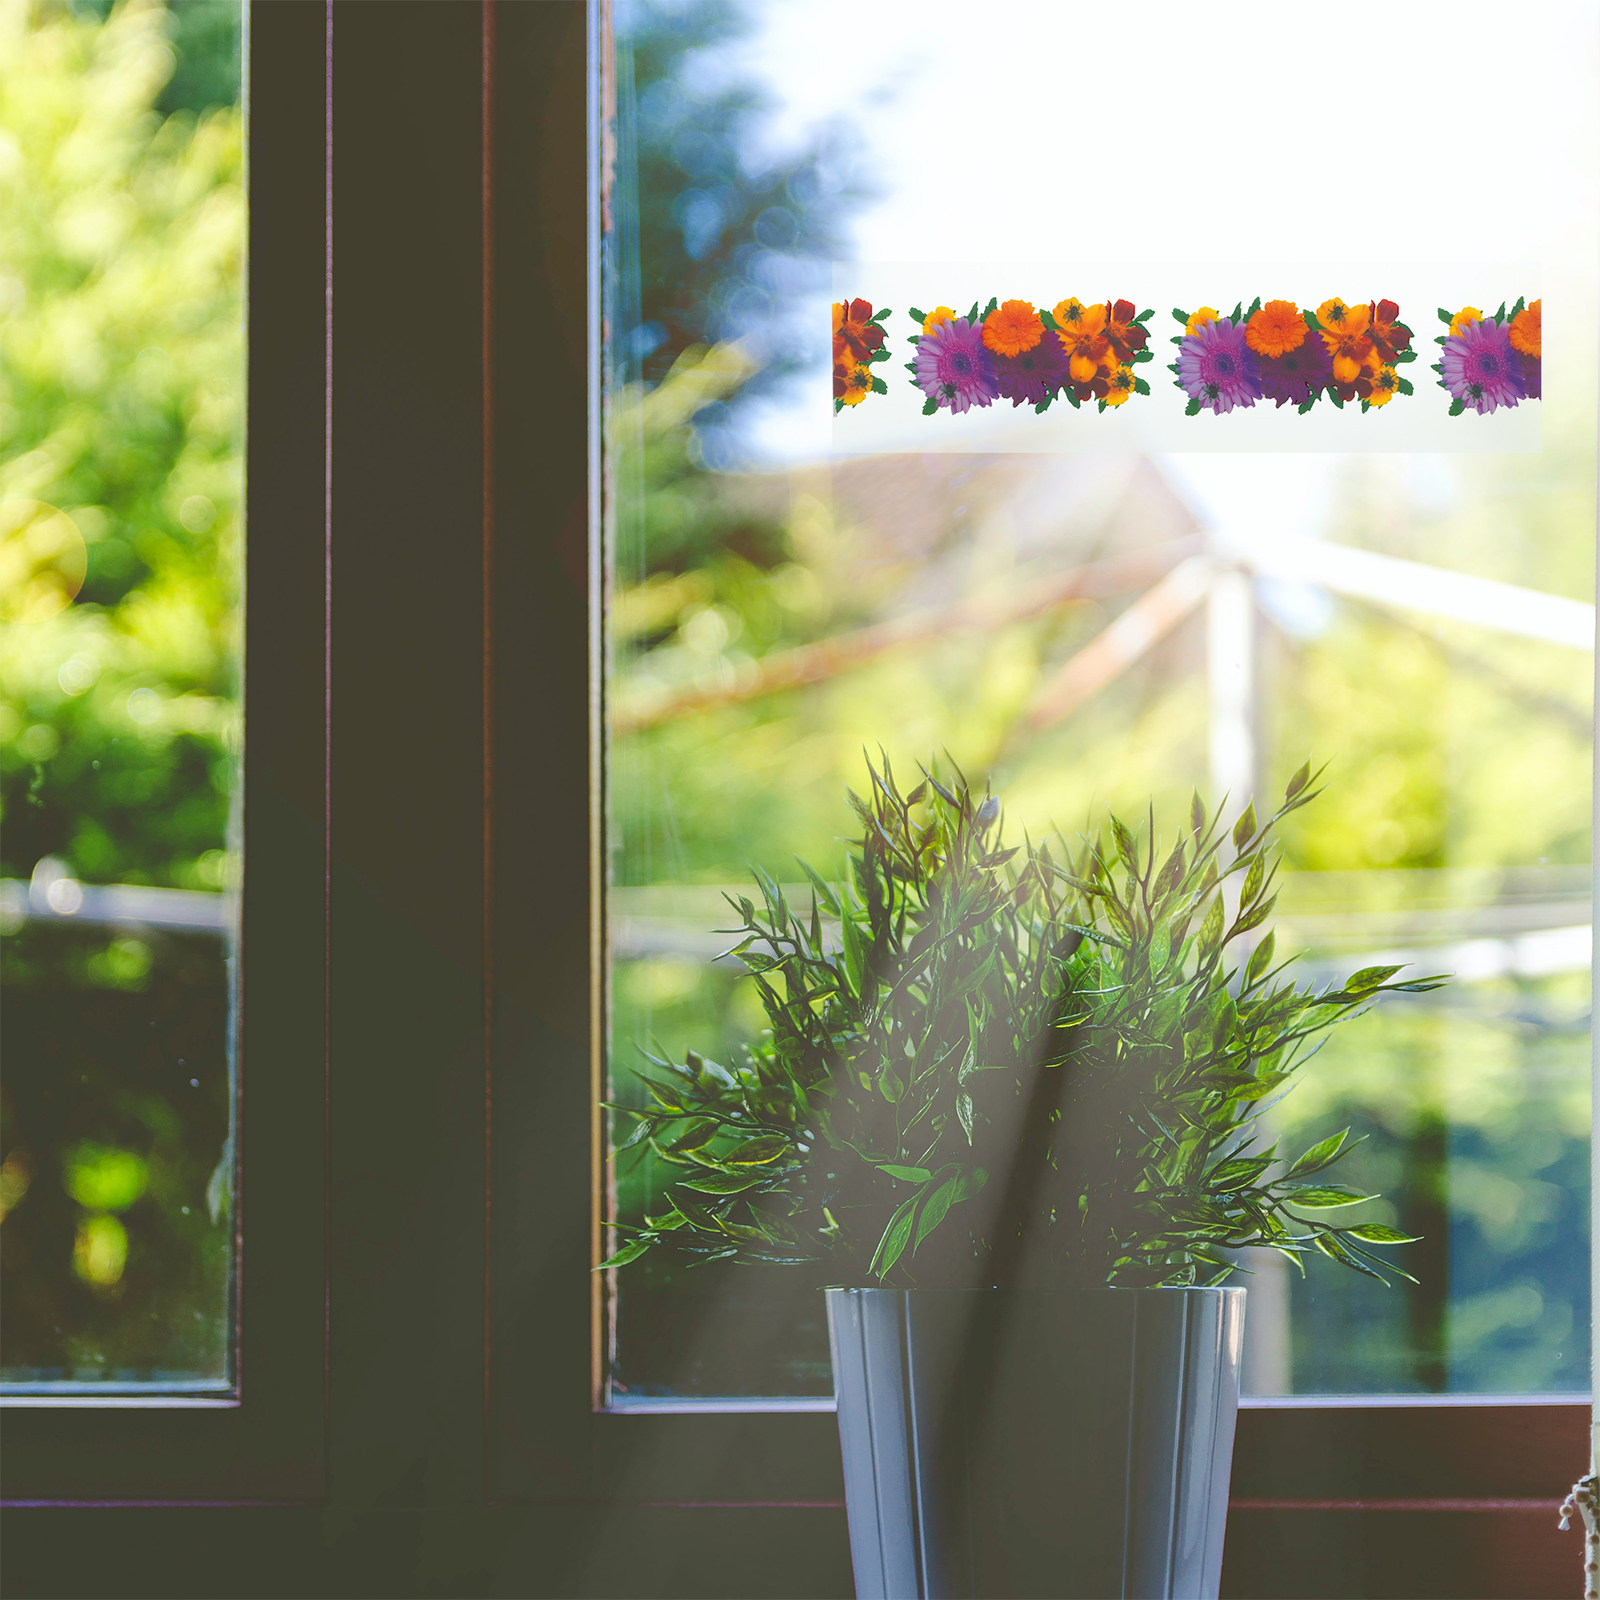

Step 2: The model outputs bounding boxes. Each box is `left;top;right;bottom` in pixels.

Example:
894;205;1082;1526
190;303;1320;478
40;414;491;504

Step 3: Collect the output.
833;298;885;365
1104;298;1148;363
1333;373;1375;404
1366;300;1412;363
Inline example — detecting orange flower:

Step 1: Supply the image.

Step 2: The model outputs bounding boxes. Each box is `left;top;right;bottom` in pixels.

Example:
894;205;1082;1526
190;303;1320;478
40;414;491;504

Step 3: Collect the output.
922;305;958;335
1449;306;1483;337
1245;300;1307;359
1320;301;1372;384
1185;306;1221;335
1510;299;1541;359
1104;298;1149;363
832;298;884;365
1053;299;1109;383
982;299;1044;358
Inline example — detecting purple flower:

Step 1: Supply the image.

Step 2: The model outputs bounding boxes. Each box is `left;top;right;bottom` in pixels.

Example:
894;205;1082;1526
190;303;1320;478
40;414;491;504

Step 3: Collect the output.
1257;336;1331;409
1439;318;1525;414
1519;350;1541;400
992;336;1068;408
1175;318;1262;414
913;317;998;413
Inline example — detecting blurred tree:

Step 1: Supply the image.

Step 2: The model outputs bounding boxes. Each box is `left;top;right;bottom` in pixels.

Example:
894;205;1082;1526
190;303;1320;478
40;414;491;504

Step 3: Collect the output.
1;0;241;1383
0;0;243;890
617;0;868;456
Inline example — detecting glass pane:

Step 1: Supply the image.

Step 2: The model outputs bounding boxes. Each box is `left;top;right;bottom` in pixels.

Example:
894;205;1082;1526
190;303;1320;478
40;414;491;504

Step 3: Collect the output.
603;0;1594;1400
1;0;244;1392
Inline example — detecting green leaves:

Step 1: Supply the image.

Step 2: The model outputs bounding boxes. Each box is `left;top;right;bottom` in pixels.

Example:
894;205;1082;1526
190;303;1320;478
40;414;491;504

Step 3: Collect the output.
1346;964;1403;992
1289;1129;1357;1178
1232;802;1257;852
724;1135;789;1165
878;1164;932;1183
1284;1185;1367;1209
870;1195;919;1277
914;1166;964;1250
1244;931;1275;989
678;1170;766;1194
595;1239;651;1269
605;755;1433;1292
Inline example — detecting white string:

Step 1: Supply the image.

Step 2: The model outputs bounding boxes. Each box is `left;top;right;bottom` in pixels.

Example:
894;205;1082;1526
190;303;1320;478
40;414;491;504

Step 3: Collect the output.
1558;1473;1598;1600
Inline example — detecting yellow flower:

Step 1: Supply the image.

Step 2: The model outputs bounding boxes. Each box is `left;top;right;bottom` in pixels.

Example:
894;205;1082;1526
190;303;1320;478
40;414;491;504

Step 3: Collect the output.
1103;364;1136;406
1185;306;1221;335
836;361;873;406
1449;305;1484;337
1316;298;1355;330
922;306;958;335
1367;365;1400;407
1053;297;1095;331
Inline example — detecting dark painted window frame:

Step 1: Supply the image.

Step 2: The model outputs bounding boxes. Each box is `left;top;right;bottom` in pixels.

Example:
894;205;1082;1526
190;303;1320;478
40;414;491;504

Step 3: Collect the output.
1;4;1588;1595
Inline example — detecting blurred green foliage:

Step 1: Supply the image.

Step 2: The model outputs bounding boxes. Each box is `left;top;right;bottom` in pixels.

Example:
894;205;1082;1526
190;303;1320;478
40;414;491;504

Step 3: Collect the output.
1;0;240;1383
618;0;866;414
1;0;243;891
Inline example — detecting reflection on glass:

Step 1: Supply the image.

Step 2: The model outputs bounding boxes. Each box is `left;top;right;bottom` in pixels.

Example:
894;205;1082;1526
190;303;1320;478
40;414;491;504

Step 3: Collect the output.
603;0;1594;1400
1;0;243;1391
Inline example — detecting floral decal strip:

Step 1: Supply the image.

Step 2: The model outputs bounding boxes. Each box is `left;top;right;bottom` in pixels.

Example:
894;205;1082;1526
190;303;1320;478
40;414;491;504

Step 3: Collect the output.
902;297;1155;415
1433;299;1540;415
1168;298;1418;416
835;295;1541;419
833;298;894;413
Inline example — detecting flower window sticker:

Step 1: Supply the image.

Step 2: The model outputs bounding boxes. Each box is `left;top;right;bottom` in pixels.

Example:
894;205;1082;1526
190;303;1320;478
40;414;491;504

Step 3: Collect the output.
1168;298;1417;415
904;297;1155;416
833;298;894;413
1433;299;1540;415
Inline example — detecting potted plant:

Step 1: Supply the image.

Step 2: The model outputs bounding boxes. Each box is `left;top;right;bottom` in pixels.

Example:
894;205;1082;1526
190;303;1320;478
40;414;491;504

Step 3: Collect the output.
603;758;1440;1600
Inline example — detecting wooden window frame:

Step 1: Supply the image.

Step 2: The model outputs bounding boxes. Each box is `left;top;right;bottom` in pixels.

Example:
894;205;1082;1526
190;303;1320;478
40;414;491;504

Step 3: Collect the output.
1;5;1588;1596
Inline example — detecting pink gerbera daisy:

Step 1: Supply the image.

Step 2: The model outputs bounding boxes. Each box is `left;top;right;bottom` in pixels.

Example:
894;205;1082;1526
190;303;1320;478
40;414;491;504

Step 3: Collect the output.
913;316;998;414
1175;317;1262;414
1439;318;1526;414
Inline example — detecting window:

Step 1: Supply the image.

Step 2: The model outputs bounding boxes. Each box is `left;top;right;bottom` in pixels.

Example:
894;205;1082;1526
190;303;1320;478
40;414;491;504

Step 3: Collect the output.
1;7;1586;1597
601;0;1595;1413
2;0;245;1395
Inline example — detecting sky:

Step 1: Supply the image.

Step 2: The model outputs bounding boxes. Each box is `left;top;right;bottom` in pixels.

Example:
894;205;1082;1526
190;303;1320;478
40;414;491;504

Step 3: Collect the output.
705;0;1600;471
